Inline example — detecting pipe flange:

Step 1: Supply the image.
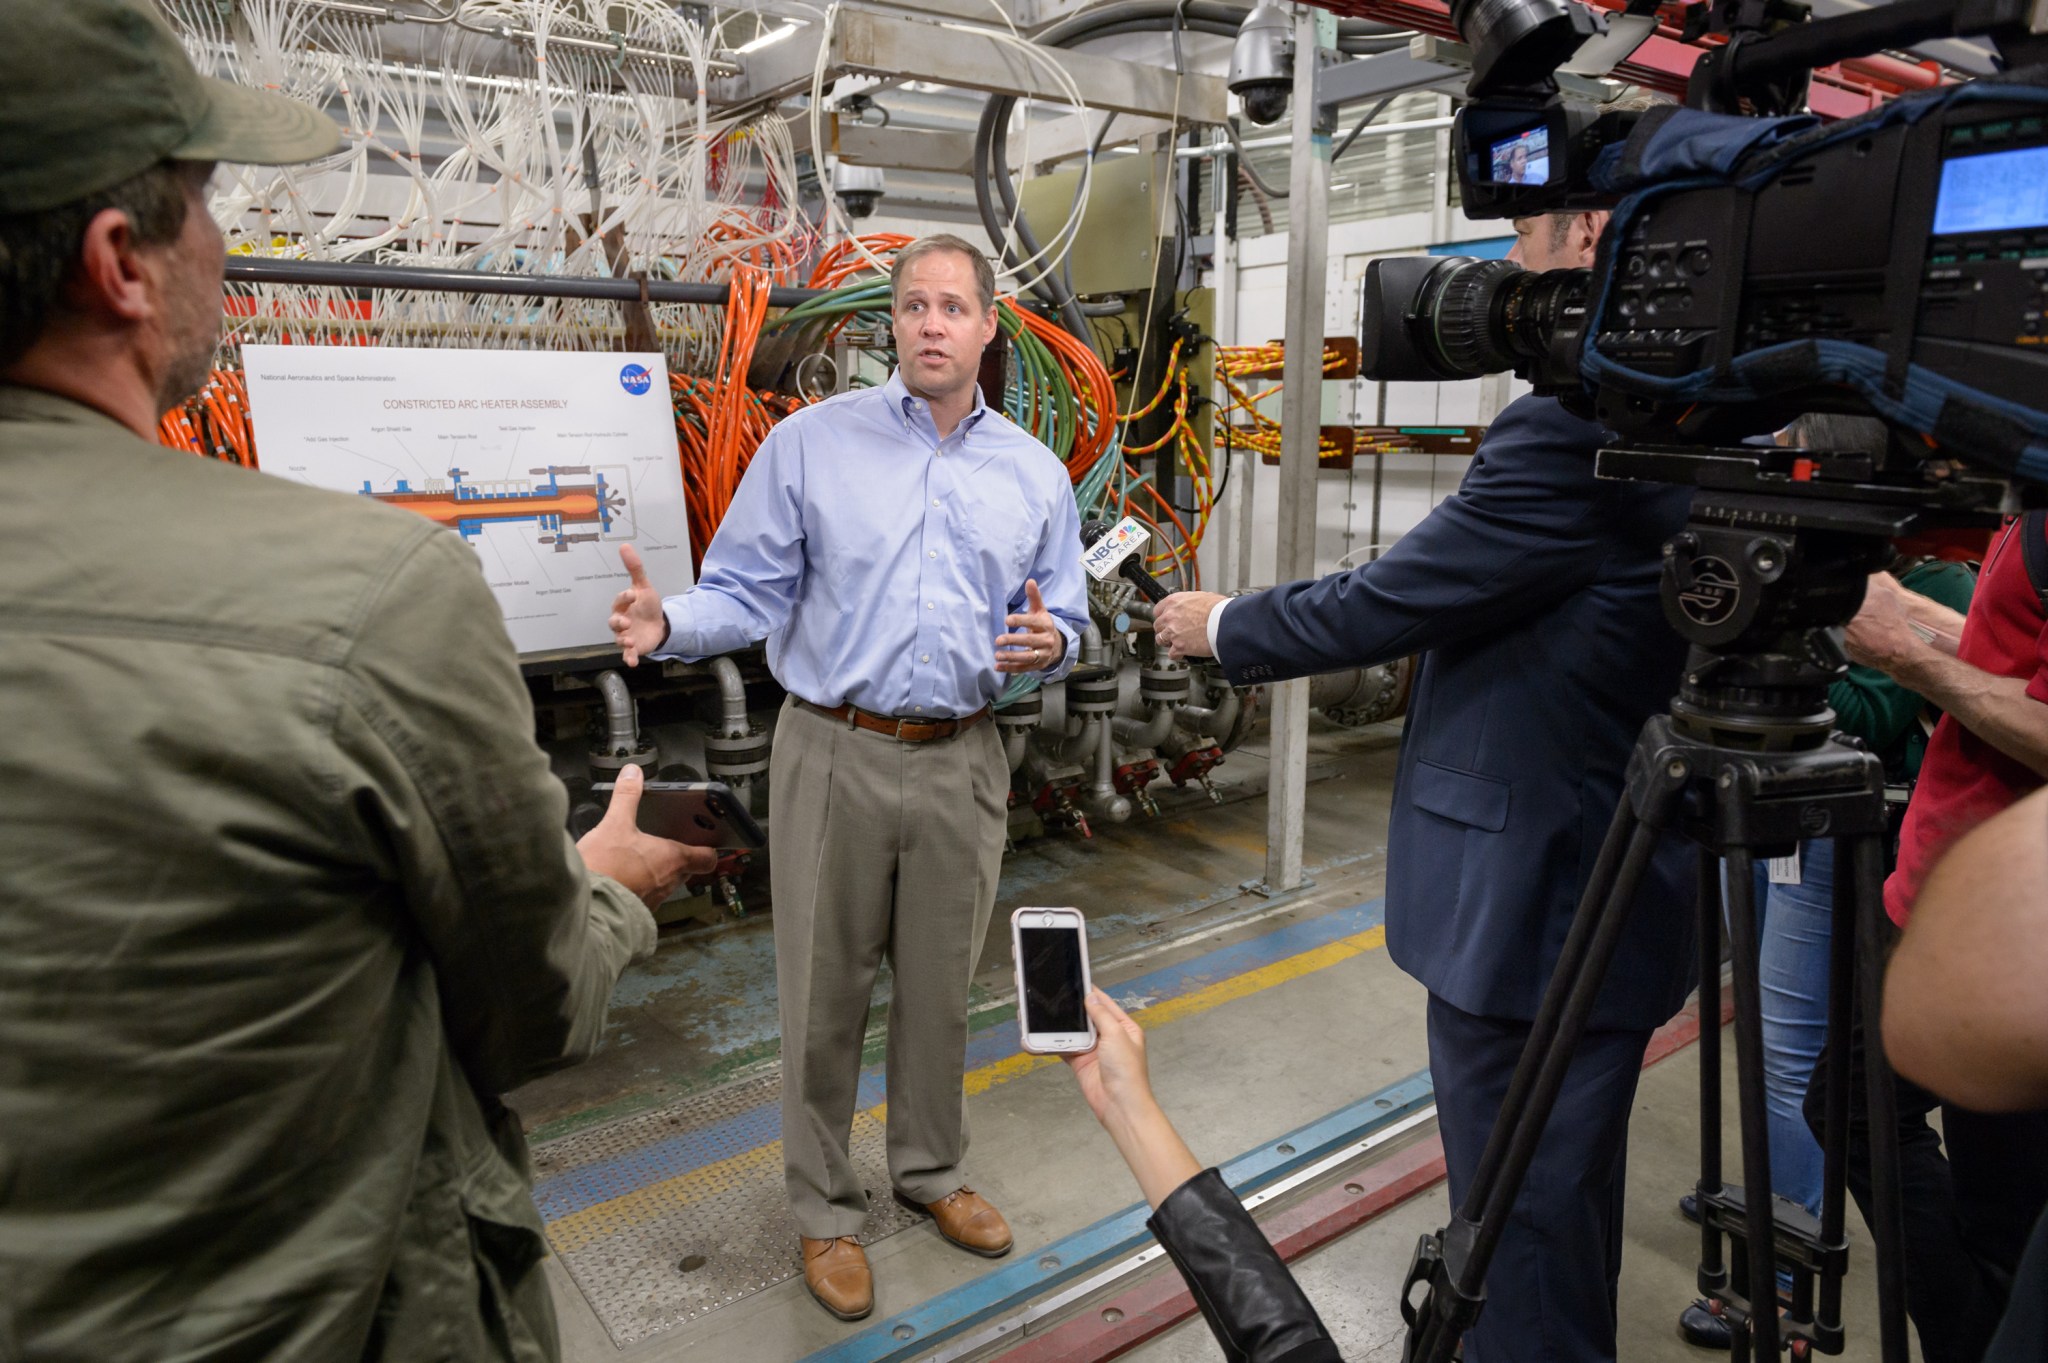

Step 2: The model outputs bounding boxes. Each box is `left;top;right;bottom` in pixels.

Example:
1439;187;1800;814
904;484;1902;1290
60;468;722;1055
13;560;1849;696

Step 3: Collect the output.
1066;675;1120;715
995;691;1044;727
703;727;770;777
588;742;660;782
1138;662;1191;704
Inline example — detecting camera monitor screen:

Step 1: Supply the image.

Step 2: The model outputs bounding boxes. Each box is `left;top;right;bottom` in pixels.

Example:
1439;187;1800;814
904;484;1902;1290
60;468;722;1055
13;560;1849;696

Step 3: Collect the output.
1931;144;2048;235
1489;125;1551;186
1020;927;1087;1033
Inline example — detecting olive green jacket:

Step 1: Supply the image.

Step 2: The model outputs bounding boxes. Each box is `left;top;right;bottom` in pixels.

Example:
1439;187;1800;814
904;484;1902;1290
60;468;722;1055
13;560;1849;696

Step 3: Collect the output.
0;386;653;1362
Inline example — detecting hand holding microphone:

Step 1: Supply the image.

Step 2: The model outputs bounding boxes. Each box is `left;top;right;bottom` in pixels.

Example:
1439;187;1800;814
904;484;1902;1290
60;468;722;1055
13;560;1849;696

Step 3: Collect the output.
1079;519;1224;660
1080;519;1172;603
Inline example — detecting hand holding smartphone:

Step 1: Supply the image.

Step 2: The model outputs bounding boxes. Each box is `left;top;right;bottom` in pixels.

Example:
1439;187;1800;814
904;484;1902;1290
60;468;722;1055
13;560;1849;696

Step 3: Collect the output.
1012;907;1097;1053
588;779;766;849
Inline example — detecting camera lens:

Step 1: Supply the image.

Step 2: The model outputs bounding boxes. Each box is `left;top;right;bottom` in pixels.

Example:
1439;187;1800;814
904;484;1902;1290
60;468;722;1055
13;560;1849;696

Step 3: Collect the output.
1238;81;1290;127
1361;255;1590;388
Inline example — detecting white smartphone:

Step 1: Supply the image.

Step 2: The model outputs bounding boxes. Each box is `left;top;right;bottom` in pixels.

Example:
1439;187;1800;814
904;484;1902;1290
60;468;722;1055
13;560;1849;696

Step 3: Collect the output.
1011;907;1097;1054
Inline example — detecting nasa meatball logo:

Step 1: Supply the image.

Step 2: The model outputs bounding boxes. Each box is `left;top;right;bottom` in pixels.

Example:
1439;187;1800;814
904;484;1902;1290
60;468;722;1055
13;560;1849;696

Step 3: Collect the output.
619;363;653;396
1676;555;1739;628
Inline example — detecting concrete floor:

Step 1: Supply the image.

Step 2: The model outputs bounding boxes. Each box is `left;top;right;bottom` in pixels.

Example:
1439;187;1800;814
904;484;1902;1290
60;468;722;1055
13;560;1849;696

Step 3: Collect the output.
1120;1025;1913;1363
508;719;1406;1142
522;717;1916;1363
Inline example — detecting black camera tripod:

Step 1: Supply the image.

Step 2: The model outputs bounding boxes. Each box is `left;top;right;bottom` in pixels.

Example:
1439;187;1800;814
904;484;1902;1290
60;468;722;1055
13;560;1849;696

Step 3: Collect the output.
1396;476;1954;1363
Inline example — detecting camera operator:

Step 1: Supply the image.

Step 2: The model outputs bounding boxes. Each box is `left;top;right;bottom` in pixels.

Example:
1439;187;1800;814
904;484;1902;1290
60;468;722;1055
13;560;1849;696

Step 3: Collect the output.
1797;508;2048;1363
0;3;710;1356
1153;201;1695;1363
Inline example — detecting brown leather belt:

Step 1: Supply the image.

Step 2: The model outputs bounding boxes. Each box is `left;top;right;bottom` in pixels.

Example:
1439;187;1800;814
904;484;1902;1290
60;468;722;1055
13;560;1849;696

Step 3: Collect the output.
800;699;991;743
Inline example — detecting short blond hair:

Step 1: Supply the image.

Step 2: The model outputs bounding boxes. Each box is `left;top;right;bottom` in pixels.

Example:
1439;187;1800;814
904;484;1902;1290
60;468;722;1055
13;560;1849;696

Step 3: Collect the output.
890;234;996;314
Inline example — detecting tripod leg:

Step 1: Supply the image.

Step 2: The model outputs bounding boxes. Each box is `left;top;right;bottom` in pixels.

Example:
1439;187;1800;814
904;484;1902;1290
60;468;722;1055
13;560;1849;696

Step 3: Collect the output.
1850;832;1909;1363
1697;849;1726;1298
1724;850;1780;1361
1815;833;1860;1341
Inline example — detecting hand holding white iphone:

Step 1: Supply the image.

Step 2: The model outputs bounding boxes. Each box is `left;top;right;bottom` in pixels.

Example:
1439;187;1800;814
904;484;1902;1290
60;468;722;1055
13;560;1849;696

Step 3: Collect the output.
1012;907;1097;1054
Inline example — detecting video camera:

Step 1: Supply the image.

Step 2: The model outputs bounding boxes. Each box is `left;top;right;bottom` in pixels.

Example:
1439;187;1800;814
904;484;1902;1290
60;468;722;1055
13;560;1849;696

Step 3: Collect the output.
1381;10;2048;1363
1361;0;2048;500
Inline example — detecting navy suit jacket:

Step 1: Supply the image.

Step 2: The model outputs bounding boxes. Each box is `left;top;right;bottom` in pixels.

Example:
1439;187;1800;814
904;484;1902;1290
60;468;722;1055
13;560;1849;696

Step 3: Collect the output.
1218;396;1697;1032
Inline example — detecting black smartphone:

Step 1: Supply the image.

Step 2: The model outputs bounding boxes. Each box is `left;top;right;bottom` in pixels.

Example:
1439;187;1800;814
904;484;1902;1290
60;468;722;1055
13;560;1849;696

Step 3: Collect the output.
589;780;766;849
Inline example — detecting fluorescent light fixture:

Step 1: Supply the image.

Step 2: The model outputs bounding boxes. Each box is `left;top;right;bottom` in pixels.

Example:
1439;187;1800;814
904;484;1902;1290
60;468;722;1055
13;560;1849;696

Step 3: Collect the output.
736;20;803;54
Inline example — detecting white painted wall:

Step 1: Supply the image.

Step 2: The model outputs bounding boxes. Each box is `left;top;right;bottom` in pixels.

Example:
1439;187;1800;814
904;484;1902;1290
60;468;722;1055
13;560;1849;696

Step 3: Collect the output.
1199;209;1533;591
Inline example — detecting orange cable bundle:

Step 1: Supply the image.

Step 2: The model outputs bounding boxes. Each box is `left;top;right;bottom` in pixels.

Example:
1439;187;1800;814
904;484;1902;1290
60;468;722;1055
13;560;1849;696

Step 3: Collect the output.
670;267;779;569
158;369;260;467
1007;304;1117;485
805;234;914;289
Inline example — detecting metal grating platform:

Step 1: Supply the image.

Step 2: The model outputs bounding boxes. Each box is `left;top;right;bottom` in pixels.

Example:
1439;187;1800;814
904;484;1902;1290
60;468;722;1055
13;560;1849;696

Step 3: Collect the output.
532;1071;924;1346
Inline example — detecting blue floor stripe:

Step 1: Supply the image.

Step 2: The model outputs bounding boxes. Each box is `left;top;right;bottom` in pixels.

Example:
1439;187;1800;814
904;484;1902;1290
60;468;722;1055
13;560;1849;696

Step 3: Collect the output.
533;897;1388;1221
796;1069;1438;1363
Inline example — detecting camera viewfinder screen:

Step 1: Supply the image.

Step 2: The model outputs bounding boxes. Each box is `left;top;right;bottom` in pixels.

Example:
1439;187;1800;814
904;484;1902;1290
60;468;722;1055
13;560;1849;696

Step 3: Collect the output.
1021;927;1087;1033
1490;125;1551;186
1931;144;2048;236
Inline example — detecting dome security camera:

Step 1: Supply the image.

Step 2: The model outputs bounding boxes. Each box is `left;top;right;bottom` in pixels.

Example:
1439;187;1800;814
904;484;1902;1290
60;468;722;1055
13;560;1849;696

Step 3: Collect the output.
1228;2;1294;127
833;162;885;220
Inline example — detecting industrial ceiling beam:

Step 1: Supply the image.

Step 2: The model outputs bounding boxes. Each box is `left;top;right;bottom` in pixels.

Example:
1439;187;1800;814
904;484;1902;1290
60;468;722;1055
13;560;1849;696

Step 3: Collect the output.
717;9;1228;121
788;120;978;174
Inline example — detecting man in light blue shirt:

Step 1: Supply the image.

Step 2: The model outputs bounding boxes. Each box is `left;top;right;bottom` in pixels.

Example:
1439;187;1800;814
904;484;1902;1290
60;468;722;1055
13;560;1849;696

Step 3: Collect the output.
609;235;1088;1321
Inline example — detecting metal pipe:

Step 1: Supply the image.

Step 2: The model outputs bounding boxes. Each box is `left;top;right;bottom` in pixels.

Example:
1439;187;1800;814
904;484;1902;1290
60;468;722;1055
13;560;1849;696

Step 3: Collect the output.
1113;702;1177;750
1177;676;1242;740
1179;115;1453;158
1078;622;1104;670
1003;725;1031;773
1083;712;1133;824
595;669;640;754
223;257;824;308
699;657;751;738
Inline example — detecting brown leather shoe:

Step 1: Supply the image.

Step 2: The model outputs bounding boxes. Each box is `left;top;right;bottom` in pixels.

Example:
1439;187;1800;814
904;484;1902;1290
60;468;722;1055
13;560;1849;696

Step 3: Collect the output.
800;1236;874;1321
893;1187;1013;1258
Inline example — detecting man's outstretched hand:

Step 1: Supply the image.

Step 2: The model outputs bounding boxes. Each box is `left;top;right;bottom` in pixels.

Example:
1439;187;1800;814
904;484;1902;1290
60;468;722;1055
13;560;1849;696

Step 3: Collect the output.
996;578;1065;674
574;763;714;910
609;545;670;667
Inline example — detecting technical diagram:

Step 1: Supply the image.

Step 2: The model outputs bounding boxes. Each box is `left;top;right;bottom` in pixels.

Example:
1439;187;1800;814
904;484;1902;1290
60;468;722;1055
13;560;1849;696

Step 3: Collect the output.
242;345;694;655
363;465;632;552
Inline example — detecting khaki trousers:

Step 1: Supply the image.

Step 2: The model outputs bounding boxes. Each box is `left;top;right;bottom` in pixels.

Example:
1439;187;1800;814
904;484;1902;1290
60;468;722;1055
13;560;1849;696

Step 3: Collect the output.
769;697;1009;1239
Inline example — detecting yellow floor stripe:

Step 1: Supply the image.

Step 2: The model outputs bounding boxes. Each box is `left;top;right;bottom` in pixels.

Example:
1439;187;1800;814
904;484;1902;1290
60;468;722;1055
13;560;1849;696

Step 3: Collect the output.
546;924;1387;1254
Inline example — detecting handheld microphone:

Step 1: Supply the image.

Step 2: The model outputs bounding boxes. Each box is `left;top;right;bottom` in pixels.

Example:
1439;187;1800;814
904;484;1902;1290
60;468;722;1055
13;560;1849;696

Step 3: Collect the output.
1080;519;1172;604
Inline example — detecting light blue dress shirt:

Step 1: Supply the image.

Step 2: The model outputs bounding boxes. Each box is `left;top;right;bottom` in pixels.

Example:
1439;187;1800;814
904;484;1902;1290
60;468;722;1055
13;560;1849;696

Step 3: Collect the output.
652;370;1088;719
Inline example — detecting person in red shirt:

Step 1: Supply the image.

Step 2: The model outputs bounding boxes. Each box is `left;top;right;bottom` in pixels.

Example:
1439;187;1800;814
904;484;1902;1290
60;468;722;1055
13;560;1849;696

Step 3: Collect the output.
1854;515;2048;922
1803;512;2048;1363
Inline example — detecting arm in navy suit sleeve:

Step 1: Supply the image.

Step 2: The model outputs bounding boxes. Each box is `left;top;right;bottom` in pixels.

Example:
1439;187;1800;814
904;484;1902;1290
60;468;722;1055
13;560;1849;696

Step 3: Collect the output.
1216;396;1638;687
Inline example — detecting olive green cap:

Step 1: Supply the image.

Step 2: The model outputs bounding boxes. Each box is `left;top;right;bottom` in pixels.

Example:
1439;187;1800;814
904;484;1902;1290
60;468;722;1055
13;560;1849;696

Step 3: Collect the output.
0;0;342;214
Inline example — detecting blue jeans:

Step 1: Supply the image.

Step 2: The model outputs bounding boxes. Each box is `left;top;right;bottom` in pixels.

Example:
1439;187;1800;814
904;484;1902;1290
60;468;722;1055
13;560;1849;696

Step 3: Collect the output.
1734;843;1834;1218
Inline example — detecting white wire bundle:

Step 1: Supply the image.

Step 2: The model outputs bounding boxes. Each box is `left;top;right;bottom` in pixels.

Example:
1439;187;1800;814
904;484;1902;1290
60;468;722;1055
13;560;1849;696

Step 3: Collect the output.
157;0;806;373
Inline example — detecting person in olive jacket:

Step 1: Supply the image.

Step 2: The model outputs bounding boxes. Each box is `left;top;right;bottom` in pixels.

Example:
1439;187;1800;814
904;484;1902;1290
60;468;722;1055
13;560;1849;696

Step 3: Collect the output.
0;4;708;1358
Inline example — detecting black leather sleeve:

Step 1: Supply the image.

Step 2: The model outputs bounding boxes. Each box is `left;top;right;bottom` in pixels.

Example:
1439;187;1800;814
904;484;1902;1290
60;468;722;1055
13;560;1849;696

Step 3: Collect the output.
1145;1169;1345;1363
